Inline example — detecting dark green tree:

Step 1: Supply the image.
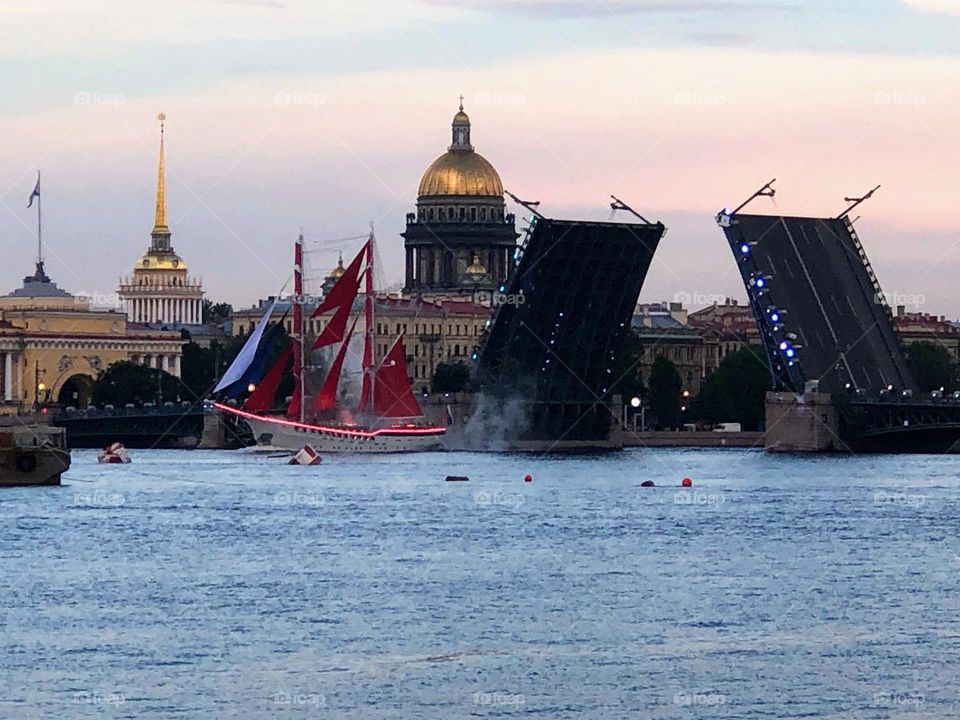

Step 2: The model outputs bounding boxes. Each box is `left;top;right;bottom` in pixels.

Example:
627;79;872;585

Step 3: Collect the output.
432;361;471;392
908;341;958;392
91;361;181;407
610;332;646;403
648;356;683;429
203;300;234;325
692;346;770;431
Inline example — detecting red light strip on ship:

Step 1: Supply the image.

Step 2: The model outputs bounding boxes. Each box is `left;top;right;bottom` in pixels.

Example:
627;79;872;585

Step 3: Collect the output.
213;403;446;438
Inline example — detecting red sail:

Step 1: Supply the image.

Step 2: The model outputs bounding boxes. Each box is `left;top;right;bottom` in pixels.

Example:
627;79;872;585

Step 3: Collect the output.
373;335;422;417
312;282;360;350
310;240;369;318
313;317;358;412
286;386;301;419
244;344;292;413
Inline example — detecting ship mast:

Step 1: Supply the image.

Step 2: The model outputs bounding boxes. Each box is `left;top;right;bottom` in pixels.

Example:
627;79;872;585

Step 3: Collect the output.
294;233;306;422
363;225;376;416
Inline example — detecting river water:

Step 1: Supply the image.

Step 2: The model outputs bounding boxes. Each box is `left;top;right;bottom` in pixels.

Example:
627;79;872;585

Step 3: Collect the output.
1;448;958;718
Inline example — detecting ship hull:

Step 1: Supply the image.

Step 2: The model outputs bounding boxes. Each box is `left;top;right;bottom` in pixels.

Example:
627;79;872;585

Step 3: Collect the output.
215;404;446;454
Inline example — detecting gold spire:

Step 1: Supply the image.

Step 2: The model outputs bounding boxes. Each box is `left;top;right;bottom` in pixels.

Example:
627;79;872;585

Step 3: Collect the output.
153;113;169;234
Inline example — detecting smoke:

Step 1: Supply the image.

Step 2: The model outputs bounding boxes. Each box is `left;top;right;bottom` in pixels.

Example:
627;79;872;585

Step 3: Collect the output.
447;393;531;451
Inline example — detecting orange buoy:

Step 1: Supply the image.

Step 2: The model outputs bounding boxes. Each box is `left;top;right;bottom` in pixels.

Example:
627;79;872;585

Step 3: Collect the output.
524;473;533;483
681;477;693;487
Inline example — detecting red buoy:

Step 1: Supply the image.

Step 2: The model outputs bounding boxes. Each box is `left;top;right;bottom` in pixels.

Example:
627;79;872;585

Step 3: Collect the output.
524;473;533;483
681;477;693;487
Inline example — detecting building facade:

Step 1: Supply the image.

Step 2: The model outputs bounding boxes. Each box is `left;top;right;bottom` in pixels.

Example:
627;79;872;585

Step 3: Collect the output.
633;303;707;395
402;101;519;298
118;114;204;325
0;264;183;412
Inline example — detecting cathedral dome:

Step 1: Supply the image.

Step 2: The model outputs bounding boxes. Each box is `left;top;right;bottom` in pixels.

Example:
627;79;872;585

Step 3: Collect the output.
418;151;503;198
417;100;504;198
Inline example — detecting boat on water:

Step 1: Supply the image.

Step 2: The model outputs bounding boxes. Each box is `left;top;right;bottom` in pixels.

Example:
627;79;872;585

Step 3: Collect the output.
0;425;71;486
212;232;447;453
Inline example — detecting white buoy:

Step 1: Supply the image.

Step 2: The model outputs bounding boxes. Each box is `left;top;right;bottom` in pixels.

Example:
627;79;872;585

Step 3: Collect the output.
97;442;131;464
288;445;321;466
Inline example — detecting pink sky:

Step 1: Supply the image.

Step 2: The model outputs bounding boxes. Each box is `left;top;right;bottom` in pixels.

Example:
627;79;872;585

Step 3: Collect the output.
0;3;958;317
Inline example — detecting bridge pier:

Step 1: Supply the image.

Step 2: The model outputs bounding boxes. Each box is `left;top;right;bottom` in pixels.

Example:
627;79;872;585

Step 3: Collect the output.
765;391;839;452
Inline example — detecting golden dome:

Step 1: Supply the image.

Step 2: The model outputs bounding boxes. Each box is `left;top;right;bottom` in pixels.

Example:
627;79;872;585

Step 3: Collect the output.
330;254;345;278
418;151;503;197
136;253;186;271
453;109;470;124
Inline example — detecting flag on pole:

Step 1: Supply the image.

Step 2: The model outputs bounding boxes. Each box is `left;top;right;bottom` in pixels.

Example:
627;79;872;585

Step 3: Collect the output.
27;172;40;208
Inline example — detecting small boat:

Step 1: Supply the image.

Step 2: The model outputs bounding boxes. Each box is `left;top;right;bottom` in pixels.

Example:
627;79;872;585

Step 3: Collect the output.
213;231;446;453
97;442;132;464
0;425;71;486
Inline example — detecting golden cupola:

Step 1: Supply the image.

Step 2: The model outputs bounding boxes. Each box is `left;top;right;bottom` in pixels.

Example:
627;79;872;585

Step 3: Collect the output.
417;100;504;198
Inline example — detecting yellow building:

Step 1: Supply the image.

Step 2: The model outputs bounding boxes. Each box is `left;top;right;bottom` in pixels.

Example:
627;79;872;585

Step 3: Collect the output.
0;264;183;412
117;114;205;325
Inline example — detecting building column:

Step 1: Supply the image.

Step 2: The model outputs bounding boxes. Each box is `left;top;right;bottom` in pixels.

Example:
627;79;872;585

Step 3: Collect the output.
3;352;11;401
173;354;181;378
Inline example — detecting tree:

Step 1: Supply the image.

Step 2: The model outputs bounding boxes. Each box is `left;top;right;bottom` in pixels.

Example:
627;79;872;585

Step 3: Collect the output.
648;356;683;429
203;300;234;325
692;346;770;431
91;361;182;407
432;361;471;392
610;332;646;403
908;341;958;392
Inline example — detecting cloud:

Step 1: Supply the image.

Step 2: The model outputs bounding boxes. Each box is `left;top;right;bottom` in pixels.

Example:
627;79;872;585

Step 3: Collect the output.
427;0;794;18
900;0;960;15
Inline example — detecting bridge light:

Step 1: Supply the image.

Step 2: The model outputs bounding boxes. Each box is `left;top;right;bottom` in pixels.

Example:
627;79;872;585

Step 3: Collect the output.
630;397;641;408
740;243;751;255
779;341;789;351
785;348;796;359
770;312;780;323
247;383;256;393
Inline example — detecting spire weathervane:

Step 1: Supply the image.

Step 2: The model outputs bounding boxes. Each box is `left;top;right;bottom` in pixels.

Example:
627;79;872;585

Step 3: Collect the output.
153;112;169;236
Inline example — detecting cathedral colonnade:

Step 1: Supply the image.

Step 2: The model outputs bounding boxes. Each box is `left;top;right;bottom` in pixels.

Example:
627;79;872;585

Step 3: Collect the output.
0;350;21;403
126;296;203;325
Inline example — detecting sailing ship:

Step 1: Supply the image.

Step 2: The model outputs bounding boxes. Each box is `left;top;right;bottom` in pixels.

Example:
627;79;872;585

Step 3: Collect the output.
212;232;447;453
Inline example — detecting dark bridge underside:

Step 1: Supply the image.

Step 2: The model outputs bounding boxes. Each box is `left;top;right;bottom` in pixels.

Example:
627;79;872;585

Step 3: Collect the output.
476;218;664;442
722;214;915;396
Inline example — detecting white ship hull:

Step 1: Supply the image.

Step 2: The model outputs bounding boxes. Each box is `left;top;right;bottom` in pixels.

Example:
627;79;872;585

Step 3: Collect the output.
216;404;446;454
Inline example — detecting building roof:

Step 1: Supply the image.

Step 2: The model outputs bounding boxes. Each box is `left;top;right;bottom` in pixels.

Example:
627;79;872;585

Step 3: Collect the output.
6;263;73;298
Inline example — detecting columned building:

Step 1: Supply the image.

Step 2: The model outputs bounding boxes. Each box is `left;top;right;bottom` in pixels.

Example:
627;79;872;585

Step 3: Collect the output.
0;263;183;412
118;114;205;325
402;101;519;298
